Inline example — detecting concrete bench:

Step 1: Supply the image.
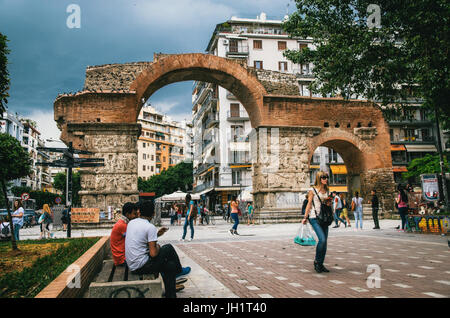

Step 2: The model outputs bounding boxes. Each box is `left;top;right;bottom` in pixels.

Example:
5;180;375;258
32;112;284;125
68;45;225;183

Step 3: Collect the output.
88;260;163;298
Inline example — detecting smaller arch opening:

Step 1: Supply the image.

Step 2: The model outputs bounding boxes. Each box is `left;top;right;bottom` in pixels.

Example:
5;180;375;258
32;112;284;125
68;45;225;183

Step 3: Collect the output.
324;122;329;128
335;122;340;128
368;121;373;127
347;123;351;128
357;122;362;128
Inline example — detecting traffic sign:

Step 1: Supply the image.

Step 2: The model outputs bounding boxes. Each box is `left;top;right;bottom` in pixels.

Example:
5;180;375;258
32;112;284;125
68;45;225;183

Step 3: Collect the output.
21;193;30;201
55;197;62;204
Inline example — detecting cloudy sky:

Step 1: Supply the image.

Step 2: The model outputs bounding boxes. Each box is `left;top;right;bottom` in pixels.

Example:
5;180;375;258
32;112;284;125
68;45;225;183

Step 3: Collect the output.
0;0;292;141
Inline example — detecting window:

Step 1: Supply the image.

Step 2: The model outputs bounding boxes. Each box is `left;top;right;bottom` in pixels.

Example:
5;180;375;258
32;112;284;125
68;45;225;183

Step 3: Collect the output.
278;61;288;72
143;165;146;171
143;154;146;160
230;104;240;117
254;61;263;69
151;155;154;161
151;166;154;172
143;142;146;148
299;43;308;51
278;41;287;50
253;40;262;49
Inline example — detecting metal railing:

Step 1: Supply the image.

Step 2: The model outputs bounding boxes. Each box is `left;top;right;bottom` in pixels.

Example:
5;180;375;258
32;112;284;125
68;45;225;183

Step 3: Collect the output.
227;111;249;119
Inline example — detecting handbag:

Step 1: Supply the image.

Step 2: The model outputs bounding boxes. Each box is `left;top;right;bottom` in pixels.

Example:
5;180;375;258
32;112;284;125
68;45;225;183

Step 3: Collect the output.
38;214;45;224
312;188;333;226
294;223;316;246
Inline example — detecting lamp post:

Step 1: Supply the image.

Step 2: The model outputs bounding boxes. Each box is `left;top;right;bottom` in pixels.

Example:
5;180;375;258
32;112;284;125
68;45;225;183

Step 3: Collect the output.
433;106;449;210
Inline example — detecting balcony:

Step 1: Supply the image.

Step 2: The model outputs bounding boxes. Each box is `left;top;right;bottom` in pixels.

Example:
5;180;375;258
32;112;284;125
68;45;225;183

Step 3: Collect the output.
193;162;216;176
226;92;237;100
225;43;249;57
388;118;433;126
227;111;249;121
204;113;219;129
391;136;436;144
293;67;314;80
193;180;215;193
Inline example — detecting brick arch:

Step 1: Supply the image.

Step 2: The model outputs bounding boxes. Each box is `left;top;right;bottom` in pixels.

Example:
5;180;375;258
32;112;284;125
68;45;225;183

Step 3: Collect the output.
129;53;267;127
308;129;387;175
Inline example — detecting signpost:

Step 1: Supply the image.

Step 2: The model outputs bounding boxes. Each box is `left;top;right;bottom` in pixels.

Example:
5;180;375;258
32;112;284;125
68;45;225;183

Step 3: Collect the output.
36;141;104;238
55;197;62;205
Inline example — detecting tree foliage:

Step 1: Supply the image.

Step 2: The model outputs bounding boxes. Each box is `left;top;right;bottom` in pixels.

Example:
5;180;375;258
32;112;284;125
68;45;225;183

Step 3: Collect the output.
138;162;193;197
0;32;9;115
52;171;81;206
282;0;450;125
403;153;450;180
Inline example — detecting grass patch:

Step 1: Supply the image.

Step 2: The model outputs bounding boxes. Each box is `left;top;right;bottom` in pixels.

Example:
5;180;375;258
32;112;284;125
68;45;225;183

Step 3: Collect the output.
0;237;100;298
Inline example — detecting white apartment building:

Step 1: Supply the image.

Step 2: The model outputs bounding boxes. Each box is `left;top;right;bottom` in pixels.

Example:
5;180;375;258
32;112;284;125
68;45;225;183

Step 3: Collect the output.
137;104;193;180
1;111;24;188
192;12;323;209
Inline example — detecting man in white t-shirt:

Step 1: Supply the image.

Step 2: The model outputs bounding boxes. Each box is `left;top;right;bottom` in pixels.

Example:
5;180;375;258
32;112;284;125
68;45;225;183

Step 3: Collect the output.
332;191;347;228
125;200;191;298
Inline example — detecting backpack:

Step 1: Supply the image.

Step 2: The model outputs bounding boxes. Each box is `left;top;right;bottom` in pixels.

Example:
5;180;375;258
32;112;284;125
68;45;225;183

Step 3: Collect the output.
312;188;333;227
1;223;10;236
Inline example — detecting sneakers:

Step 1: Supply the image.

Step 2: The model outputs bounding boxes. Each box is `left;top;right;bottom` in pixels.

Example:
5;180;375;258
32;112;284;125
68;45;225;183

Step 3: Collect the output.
188;238;193;242
229;229;234;235
332;225;339;228
320;264;330;273
176;278;188;285
233;230;239;235
179;238;185;242
313;261;322;273
176;266;191;279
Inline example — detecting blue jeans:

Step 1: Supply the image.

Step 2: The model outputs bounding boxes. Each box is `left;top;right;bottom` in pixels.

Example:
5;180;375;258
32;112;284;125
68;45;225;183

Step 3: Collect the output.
13;224;21;241
398;207;408;230
334;208;346;226
309;218;329;265
182;216;194;239
231;213;239;231
354;208;363;229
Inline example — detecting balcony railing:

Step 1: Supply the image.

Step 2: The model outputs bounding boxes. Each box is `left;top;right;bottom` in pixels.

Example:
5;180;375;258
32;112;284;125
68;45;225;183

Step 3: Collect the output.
204;113;219;128
225;44;249;56
193;180;215;193
227;111;249;121
391;136;436;143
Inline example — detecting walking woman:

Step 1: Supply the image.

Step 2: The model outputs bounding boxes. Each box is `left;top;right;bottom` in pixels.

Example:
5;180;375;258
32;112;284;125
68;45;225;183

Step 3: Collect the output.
40;204;53;239
181;194;195;241
339;193;351;227
302;171;331;273
11;200;24;241
229;196;240;235
396;184;409;231
352;192;364;230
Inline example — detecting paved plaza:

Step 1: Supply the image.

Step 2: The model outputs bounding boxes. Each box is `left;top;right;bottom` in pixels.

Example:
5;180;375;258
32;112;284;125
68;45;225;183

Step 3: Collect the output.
19;218;450;298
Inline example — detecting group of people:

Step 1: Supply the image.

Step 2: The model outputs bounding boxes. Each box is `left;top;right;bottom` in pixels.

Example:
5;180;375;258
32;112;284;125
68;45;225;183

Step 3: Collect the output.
110;200;191;298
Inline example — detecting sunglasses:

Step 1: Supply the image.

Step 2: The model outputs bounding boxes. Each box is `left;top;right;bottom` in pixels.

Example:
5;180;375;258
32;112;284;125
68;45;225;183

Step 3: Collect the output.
320;175;329;179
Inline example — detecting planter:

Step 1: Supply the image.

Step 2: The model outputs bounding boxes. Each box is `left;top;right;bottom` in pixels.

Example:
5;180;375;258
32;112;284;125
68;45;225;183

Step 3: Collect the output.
35;236;110;298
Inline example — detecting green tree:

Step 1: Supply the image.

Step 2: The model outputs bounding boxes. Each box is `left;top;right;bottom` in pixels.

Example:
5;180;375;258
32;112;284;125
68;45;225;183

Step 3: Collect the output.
403;153;450;181
0;133;32;250
138;162;193;197
282;0;450;125
52;171;81;206
0;32;10;116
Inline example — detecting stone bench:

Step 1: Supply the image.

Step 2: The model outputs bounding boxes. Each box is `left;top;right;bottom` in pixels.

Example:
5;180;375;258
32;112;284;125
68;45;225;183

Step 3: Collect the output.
88;260;163;298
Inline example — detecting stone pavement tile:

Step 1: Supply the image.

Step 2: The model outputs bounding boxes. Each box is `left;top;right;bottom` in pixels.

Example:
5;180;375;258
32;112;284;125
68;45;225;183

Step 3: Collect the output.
177;235;450;298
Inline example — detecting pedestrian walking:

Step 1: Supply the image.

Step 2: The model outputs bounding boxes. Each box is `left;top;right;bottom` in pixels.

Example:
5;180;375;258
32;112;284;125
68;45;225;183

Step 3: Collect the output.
332;191;347;228
180;194;195;241
11;200;24;241
169;204;177;226
176;204;182;226
339;193;351;227
247;202;255;225
61;207;69;231
229;196;240;235
125;200;191;298
368;189;380;229
396;184;409;231
352;191;364;230
302;170;332;273
39;204;53;239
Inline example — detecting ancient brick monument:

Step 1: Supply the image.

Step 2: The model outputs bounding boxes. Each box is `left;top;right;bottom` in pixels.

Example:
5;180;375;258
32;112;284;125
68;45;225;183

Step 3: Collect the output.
54;53;396;221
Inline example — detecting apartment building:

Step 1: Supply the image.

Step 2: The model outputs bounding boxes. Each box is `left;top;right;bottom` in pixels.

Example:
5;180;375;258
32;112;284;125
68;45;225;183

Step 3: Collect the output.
191;13;317;209
1;111;24;188
137;104;192;180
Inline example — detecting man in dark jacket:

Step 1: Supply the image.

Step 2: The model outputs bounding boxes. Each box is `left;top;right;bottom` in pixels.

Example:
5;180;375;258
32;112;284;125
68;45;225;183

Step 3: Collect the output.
369;190;380;229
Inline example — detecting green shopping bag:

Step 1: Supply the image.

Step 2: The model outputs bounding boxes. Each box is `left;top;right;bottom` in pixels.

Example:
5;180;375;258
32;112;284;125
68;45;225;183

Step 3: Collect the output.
294;223;316;246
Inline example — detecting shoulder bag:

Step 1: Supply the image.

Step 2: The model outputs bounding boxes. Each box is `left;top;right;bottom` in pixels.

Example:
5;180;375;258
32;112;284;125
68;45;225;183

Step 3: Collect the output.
312;188;334;227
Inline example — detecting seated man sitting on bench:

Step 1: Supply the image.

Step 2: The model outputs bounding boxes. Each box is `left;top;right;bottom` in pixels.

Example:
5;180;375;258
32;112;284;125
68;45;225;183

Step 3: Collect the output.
110;202;139;267
125;200;191;298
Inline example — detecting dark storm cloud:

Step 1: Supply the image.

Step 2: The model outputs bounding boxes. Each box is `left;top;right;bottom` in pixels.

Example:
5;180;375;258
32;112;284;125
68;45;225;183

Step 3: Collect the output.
0;0;291;134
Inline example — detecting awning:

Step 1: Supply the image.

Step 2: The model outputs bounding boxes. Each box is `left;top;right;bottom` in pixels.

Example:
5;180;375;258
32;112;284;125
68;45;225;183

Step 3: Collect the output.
405;144;437;152
391;144;406;151
195;188;213;196
329;186;348;193
230;164;252;169
330;165;347;175
225;35;248;40
310;165;320;169
393;166;408;172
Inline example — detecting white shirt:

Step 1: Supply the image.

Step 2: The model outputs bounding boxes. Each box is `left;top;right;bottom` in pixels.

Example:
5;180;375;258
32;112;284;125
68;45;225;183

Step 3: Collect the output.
333;195;343;210
125;218;158;272
309;187;329;218
12;207;24;227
